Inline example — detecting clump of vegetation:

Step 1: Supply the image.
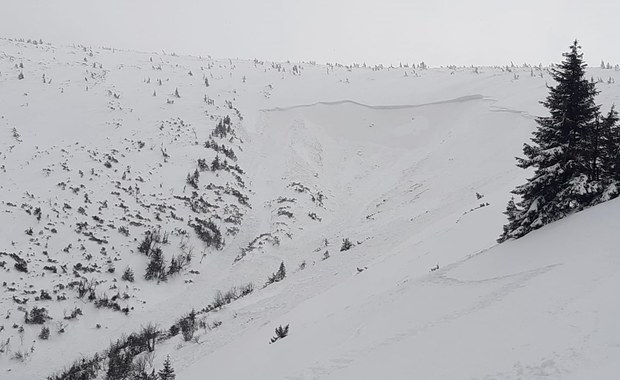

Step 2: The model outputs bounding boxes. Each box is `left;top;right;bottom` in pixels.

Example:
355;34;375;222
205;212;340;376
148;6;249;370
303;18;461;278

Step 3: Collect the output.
168;252;191;276
158;355;176;380
340;238;353;252
179;309;197;342
105;323;163;379
239;282;254;297
186;169;200;189
264;262;286;287
138;229;169;255
117;226;130;236
106;342;134;380
197;158;209;171
140;323;160;352
9;253;28;272
138;233;155;255
94;294;129;314
47;354;102;380
278;208;293;218
211;116;233;139
39;326;50;340
169;324;180;337
38;289;52;300
74;278;97;299
25;306;51;324
204;139;237;161
46;322;166;380
144;247;167;281
206;283;254;311
189;217;224;249
270;324;289;343
121;266;135;282
64;307;83;320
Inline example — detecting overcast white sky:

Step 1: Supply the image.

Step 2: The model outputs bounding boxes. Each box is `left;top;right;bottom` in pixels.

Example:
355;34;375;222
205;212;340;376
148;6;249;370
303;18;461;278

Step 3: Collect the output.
1;0;619;67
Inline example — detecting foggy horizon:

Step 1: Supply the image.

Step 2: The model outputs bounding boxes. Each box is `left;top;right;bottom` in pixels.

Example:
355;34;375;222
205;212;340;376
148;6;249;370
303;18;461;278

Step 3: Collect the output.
1;0;619;67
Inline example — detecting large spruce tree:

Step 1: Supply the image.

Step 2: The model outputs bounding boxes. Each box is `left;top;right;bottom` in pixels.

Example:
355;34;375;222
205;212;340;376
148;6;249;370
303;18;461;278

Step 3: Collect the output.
499;40;604;242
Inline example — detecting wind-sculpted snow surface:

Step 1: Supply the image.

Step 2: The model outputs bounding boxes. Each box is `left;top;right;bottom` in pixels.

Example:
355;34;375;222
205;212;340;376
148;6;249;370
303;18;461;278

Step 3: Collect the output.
1;38;619;379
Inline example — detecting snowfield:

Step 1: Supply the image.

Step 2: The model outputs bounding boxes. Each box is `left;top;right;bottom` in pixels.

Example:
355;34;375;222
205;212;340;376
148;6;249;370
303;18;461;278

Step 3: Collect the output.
1;38;619;379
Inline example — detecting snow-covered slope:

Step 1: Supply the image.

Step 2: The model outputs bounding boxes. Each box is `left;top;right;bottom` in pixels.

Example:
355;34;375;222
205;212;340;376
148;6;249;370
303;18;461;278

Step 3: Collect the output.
1;38;619;379
181;197;620;380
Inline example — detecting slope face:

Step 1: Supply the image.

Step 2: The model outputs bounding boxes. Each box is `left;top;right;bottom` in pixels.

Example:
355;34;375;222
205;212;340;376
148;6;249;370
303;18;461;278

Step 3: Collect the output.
1;38;619;379
181;198;620;380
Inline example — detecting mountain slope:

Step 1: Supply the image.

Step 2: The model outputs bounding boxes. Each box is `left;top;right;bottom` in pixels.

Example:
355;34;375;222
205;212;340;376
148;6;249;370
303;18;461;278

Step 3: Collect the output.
1;38;619;379
179;196;620;379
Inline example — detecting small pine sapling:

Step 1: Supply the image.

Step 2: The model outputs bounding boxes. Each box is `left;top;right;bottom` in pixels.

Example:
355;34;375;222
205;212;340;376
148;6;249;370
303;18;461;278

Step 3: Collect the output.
270;324;289;343
158;355;176;380
340;238;353;251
